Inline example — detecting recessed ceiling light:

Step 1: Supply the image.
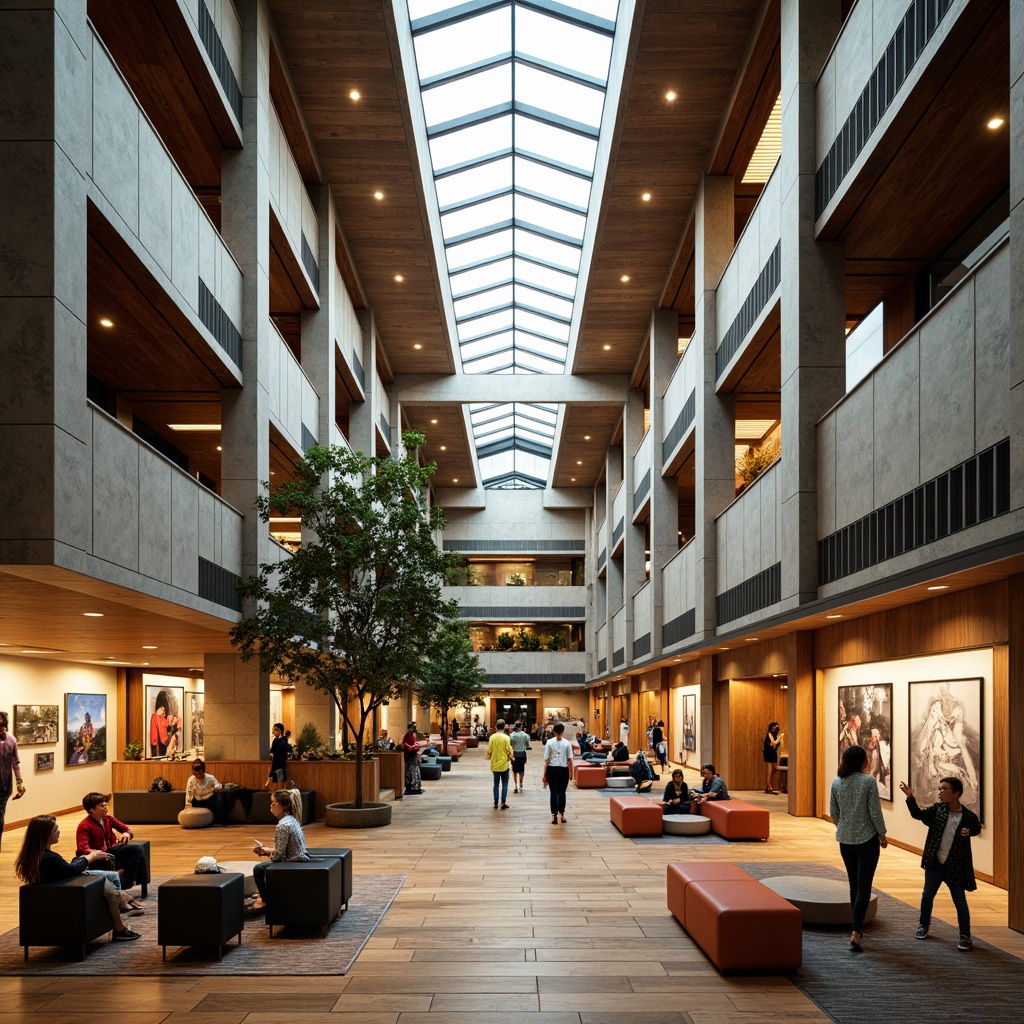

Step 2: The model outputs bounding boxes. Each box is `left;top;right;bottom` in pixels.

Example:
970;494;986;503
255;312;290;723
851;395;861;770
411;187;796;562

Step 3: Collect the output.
927;585;950;591
83;612;104;617
143;645;158;649
99;318;114;328
620;275;630;283
373;190;383;200
350;89;361;101
168;424;221;432
439;445;447;451
413;343;422;349
602;344;611;350
719;647;729;650
430;418;438;424
571;477;576;482
21;650;53;654
142;662;149;666
395;275;404;282
452;478;459;483
665;90;677;102
826;614;842;619
641;192;651;202
576;460;582;465
987;117;1004;129
584;435;591;440
746;637;758;641
216;445;222;451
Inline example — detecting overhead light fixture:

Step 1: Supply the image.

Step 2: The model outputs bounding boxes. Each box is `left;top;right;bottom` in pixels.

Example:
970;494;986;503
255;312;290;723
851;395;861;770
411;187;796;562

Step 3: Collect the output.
620;275;630;283
641;192;651;202
576;460;582;465
350;89;361;101
602;344;611;350
719;647;729;650
584;435;591;440
571;477;576;482
439;445;447;451
665;90;677;101
142;645;158;650
216;445;222;451
83;612;104;617
168;424;221;432
452;478;459;483
987;117;1004;129
99;318;114;328
395;275;404;283
21;650;53;655
413;343;422;349
430;418;438;424
374;190;383;199
746;637;758;641
927;585;950;591
826;614;842;619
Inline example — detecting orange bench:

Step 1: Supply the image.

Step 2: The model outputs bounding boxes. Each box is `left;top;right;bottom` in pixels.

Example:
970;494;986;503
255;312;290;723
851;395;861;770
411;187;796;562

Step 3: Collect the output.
462;736;479;748
683;879;801;971
666;862;754;929
574;764;607;788
609;795;662;836
700;798;770;840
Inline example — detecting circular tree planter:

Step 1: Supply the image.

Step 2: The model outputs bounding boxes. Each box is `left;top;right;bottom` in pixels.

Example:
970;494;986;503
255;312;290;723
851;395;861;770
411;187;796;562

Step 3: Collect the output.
325;801;392;829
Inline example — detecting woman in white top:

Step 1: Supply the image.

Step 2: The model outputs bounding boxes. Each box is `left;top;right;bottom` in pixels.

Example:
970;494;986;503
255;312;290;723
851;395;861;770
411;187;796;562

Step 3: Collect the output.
542;722;574;825
185;758;224;823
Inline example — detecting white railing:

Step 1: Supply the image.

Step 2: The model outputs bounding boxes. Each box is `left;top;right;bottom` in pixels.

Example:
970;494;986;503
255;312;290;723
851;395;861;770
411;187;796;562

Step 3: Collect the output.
267;320;320;455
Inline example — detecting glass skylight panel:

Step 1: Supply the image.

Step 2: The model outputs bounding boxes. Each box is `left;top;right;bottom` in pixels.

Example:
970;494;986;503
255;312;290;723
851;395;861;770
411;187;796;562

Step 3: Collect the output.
450;258;513;297
446;229;514;271
515;195;586;242
435;158;513;209
516;159;591;210
514;229;581;273
515;115;597;175
453;283;514;320
458;308;514;342
515;284;573;320
463;351;514;374
429;116;512;173
421;64;511;129
516;65;605;128
515;7;612;81
459;332;513;363
514;258;577;298
441;194;513;241
516;309;569;341
412;8;511;81
515;331;568;360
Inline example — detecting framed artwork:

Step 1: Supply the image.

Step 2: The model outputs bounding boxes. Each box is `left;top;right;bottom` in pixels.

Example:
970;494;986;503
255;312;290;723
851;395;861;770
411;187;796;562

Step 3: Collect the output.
683;694;696;751
36;751;54;772
65;693;107;767
909;678;983;815
145;684;184;759
186;691;205;751
543;706;570;721
13;704;59;746
837;684;893;801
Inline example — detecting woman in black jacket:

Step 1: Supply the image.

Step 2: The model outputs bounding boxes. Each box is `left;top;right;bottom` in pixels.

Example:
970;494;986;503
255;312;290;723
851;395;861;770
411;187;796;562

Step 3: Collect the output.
899;776;981;951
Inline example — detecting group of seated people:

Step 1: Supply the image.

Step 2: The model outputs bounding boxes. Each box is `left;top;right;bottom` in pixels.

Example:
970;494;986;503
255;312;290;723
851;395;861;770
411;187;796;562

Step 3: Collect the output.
661;764;730;815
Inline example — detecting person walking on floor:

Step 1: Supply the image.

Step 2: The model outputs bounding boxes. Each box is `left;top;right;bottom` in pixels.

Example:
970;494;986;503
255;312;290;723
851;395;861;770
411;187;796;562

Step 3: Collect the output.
486;718;514;809
543;722;574;825
831;744;888;953
899;776;981;951
510;720;530;794
0;711;25;850
651;719;668;773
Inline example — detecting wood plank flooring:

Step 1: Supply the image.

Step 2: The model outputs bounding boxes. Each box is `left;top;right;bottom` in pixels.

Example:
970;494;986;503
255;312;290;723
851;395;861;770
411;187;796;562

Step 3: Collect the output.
1;751;1021;1023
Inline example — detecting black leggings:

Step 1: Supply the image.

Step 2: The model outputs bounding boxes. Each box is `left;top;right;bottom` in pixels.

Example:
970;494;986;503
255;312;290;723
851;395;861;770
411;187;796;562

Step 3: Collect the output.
547;766;569;815
839;836;881;931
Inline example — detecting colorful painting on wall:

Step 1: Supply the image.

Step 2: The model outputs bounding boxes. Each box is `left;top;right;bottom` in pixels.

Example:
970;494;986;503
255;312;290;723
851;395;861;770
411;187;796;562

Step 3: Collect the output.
683;694;696;751
837;683;893;801
13;704;59;746
145;684;185;759
65;693;106;766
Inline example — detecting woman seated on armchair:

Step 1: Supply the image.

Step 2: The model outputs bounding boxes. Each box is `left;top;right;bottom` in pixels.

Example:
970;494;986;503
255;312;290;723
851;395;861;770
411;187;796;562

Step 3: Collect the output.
250;789;309;911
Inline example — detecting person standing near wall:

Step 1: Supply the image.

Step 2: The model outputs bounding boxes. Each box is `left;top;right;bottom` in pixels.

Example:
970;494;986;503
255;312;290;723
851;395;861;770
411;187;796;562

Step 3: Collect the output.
542;722;574;825
763;721;783;794
486;718;514;809
0;711;25;850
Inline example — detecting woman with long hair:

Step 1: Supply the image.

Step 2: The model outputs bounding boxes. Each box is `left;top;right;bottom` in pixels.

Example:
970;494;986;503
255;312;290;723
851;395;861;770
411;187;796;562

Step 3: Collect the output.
763;721;783;793
542;722;574;825
830;744;888;952
15;815;140;941
251;789;310;911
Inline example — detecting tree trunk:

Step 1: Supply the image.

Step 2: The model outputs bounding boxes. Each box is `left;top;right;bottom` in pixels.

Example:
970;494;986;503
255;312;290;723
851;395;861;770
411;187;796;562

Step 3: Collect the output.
440;702;449;755
354;732;364;808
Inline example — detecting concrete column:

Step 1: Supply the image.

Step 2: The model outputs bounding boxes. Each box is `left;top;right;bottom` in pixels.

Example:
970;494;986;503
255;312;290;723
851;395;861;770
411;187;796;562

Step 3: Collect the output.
649;308;680;659
0;5;90;566
203;653;269;759
622;389;646;663
693;176;736;639
778;0;845;609
348;310;377;457
1010;3;1024;511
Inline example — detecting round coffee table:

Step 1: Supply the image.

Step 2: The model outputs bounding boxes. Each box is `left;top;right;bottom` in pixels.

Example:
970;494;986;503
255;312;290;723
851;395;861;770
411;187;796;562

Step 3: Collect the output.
605;776;634;789
663;814;710;835
761;874;877;925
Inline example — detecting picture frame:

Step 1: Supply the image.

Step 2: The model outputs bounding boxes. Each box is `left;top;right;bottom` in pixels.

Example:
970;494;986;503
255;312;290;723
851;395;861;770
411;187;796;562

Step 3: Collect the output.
542;706;570;721
909;678;983;816
145;684;184;759
35;751;54;772
65;693;107;767
13;704;59;746
186;691;205;752
837;683;893;801
683;694;696;751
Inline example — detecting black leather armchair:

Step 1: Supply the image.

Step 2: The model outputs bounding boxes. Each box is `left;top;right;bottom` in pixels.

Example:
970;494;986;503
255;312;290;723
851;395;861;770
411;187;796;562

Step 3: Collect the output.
19;875;112;960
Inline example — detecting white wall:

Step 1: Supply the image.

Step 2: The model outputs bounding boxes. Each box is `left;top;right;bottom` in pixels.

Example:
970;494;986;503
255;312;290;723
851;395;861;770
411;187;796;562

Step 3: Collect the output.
824;648;994;875
0;656;117;826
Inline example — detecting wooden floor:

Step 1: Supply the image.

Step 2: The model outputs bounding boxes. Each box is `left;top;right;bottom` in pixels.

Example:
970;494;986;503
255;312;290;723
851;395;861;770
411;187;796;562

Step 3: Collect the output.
2;750;1022;1023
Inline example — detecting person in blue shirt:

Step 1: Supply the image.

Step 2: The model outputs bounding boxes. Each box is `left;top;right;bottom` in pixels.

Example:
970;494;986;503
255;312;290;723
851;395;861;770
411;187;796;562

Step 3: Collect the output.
688;763;730;813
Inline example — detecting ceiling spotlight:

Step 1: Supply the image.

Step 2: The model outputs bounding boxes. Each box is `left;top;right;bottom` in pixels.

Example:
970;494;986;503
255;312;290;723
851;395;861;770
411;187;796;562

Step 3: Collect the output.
413;343;422;349
395;275;404;282
216;445;222;451
168;424;221;432
374;190;383;200
665;90;677;102
576;460;582;465
350;89;361;101
83;612;104;618
927;585;950;591
584;435;591;440
620;275;630;283
439;445;447;451
142;645;158;649
452;478;459;483
571;477;576;482
99;318;114;328
602;344;611;350
746;637;758;641
430;418;438;424
987;117;1004;129
641;192;651;202
826;614;842;619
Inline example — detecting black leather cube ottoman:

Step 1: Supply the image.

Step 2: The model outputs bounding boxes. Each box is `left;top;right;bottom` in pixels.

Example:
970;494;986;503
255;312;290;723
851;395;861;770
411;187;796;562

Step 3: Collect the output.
113;790;186;824
20;875;111;960
265;858;342;938
158;873;244;959
305;847;353;912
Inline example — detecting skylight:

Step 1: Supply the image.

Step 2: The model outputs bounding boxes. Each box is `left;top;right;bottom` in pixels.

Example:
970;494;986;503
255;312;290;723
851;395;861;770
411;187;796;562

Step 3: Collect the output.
400;0;625;488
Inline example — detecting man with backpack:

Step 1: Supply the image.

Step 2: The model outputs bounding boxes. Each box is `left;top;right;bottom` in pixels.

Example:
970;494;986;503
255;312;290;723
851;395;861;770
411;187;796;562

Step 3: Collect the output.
630;750;657;792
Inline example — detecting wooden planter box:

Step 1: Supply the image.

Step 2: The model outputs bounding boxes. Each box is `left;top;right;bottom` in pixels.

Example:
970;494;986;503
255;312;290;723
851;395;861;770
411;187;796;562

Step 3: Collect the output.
376;751;406;798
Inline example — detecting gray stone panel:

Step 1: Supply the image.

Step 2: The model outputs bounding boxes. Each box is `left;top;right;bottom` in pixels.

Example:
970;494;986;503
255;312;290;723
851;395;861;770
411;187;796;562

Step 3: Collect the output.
170;469;200;592
0;143;53;298
138;120;174;274
138;449;173;584
833;381;874;528
742;477;762;577
0;298;53;423
91;413;139;571
54;11;89;175
974;246;1011;451
761;466;779;568
54;297;87;443
0;424;55;543
817;414;836;537
171;174;200;309
872;333;920;507
54;147;87;325
91;43;139;235
834;0;873;131
198;488;216;563
54;424;89;551
872;0;906;67
816;54;836;167
919;279;974;480
0;10;54;141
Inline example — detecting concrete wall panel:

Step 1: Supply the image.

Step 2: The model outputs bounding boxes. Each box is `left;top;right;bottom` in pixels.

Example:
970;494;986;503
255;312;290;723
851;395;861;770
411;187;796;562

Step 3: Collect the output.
91;412;139;571
871;333;920;509
170;468;199;592
833;382;874;525
973;244;1010;451
91;38;139;234
138;450;174;583
138;120;174;273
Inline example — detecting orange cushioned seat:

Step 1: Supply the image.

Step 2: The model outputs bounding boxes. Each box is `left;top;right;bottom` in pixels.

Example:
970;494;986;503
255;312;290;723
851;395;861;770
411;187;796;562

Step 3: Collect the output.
574;765;607;788
666;862;755;929
684;879;802;971
609;795;663;836
701;798;770;840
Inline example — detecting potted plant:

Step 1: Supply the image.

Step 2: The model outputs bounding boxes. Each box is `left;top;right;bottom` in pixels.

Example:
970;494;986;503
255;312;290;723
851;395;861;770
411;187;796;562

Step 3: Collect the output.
736;439;779;488
231;430;457;826
506;572;526;586
122;741;143;761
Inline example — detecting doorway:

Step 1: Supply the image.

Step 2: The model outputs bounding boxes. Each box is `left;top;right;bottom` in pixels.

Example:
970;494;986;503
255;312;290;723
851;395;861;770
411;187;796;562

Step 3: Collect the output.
495;697;536;736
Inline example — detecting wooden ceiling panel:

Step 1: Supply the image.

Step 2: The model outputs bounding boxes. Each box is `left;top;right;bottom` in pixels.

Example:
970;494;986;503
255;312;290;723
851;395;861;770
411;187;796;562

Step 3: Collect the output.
551;405;623;489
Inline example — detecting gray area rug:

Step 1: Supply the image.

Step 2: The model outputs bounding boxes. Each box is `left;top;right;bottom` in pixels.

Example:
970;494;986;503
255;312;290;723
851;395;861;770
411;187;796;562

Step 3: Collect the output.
1;873;404;976
630;832;728;845
735;862;1019;1023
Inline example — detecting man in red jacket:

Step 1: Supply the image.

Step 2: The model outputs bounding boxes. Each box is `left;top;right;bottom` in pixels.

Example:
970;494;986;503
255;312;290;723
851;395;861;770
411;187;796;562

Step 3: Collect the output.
76;792;148;896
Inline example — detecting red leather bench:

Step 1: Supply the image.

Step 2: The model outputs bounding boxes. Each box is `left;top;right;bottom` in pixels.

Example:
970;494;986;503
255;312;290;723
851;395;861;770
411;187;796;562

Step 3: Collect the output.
700;798;770;840
666;862;754;929
609;795;663;836
574;764;607;788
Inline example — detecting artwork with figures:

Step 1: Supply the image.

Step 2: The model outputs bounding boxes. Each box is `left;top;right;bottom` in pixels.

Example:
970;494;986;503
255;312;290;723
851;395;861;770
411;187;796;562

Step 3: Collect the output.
13;704;59;746
65;693;106;766
146;684;184;759
837;684;893;800
36;751;54;772
909;678;982;816
542;707;570;721
186;691;204;751
683;694;696;751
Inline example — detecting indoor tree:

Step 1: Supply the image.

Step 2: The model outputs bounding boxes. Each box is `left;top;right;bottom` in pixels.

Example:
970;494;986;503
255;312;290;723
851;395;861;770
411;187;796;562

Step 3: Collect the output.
230;430;457;807
415;616;487;755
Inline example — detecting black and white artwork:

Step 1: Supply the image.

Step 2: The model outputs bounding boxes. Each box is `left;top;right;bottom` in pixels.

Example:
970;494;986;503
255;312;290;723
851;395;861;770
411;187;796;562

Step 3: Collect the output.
909;678;982;816
837;684;892;801
683;694;696;751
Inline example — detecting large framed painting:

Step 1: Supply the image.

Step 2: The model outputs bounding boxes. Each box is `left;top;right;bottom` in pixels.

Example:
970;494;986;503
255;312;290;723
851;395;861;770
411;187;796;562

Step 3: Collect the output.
13;704;59;746
909;678;983;815
683;694;696;751
186;691;205;752
542;706;570;721
65;693;107;767
145;684;184;759
837;684;893;801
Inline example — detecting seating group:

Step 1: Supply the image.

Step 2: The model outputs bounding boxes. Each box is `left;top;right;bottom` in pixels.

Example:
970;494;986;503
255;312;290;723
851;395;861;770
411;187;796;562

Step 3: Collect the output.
607;792;770;840
666;862;802;971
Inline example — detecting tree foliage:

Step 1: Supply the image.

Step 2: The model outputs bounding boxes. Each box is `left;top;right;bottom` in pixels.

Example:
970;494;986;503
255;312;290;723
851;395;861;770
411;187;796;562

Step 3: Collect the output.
415;617;487;755
230;431;458;806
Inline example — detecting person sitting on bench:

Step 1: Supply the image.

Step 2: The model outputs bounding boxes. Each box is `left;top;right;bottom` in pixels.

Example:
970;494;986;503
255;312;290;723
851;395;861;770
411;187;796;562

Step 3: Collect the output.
688;763;730;814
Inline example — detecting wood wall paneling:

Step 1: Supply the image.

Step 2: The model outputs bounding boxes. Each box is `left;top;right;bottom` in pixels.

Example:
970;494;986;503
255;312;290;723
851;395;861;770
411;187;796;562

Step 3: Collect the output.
724;678;787;791
993;643;1008;890
787;631;815;816
1007;575;1024;930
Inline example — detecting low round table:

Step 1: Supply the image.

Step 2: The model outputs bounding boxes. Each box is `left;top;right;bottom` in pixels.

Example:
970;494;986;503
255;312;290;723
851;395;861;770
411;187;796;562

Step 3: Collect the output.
177;807;214;829
663;813;710;836
218;860;259;896
761;874;877;926
605;776;634;789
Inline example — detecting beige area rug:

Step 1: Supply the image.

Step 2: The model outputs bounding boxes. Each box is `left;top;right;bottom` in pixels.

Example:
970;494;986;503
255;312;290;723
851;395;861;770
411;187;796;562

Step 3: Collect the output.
1;873;404;976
